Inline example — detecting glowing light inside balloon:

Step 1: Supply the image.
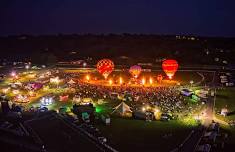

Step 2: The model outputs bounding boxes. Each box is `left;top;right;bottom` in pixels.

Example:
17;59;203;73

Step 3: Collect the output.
97;59;114;79
162;59;179;79
129;65;142;78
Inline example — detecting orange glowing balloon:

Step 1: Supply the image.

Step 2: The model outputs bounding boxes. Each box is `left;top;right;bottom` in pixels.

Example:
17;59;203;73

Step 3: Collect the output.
162;59;179;79
97;59;114;79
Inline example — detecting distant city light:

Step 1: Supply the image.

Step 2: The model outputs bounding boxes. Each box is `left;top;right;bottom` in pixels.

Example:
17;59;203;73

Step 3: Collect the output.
83;62;87;67
25;65;30;69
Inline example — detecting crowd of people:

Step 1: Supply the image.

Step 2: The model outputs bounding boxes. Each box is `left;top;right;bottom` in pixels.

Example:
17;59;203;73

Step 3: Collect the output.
38;70;201;117
58;72;193;115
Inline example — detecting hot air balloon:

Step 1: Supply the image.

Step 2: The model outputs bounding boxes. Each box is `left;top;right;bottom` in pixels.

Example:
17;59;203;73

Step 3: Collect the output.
97;59;114;79
157;74;163;83
162;59;179;79
129;65;142;78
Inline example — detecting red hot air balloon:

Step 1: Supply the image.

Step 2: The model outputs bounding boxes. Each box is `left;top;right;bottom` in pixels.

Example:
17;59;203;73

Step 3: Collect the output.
129;65;142;78
162;59;179;79
97;59;114;79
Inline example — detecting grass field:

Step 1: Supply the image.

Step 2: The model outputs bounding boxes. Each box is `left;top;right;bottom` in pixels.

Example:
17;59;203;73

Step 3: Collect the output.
96;118;195;152
215;87;235;121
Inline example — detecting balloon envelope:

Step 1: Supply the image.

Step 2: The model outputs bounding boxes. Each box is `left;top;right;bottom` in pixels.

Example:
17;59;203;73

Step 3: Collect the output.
162;59;178;79
129;65;142;78
97;59;114;79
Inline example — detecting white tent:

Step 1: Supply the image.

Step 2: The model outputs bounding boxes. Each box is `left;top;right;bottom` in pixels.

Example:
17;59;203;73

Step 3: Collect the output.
112;102;132;115
67;79;76;85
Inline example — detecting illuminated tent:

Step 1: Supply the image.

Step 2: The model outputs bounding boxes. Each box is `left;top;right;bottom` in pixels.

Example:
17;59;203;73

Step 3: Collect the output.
59;95;69;102
73;96;81;103
14;95;29;103
82;98;93;103
67;79;76;85
112;102;132;115
50;77;60;83
27;82;43;90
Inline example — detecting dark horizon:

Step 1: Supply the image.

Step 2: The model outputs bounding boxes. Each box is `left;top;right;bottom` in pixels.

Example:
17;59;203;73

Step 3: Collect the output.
1;33;235;39
1;0;235;37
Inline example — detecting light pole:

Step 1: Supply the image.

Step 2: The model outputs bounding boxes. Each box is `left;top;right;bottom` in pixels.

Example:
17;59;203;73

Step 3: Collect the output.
11;71;17;82
190;80;194;87
25;65;30;72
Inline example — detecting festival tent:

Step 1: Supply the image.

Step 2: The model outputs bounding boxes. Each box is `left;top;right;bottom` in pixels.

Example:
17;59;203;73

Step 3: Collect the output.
25;82;43;90
59;95;69;102
68;79;76;85
112;102;132;115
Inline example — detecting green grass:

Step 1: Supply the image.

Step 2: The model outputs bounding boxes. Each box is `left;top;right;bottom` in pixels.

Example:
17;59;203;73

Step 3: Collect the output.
215;87;235;121
96;118;194;152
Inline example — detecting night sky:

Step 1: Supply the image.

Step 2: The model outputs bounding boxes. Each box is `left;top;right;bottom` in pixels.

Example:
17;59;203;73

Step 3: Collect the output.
1;0;235;37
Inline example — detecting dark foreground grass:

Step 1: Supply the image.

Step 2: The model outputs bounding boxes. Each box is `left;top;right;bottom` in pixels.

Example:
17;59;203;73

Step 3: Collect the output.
96;118;193;152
